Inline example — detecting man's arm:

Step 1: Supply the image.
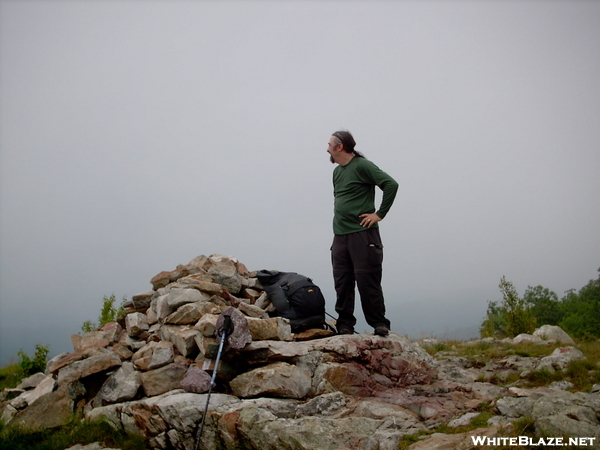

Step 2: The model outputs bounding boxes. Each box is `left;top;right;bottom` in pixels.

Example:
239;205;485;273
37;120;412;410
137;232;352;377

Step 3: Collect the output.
368;162;399;220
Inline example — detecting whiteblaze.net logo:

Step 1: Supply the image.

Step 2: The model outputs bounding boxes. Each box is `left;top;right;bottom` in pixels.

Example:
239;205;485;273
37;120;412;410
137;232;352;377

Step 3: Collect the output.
470;436;597;446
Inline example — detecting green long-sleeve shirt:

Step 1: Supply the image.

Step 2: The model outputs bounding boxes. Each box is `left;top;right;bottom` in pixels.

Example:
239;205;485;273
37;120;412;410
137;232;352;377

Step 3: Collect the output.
332;156;399;235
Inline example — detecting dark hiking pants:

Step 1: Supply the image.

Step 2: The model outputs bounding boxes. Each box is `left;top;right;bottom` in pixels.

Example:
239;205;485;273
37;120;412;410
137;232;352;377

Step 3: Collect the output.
331;227;391;330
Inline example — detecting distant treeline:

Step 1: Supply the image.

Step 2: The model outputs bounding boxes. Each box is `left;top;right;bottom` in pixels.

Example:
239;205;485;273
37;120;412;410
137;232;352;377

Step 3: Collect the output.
480;268;600;340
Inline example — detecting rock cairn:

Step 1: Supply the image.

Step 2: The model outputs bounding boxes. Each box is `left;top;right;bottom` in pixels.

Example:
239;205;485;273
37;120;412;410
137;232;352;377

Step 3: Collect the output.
2;255;600;450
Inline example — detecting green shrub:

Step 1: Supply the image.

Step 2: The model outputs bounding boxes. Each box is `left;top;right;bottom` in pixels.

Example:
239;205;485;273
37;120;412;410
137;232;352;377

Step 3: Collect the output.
17;345;49;378
481;277;535;338
81;294;126;333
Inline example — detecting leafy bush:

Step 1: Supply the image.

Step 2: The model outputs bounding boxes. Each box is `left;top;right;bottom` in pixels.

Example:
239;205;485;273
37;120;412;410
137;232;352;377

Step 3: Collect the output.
17;345;49;378
523;285;561;326
559;270;600;340
480;277;535;338
81;294;126;333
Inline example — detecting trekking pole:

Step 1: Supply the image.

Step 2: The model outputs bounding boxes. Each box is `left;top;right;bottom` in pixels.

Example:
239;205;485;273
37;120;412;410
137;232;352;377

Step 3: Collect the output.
194;314;233;450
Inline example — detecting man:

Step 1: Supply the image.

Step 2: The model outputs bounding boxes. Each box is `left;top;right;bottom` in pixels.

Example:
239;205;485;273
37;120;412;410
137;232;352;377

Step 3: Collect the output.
327;130;399;337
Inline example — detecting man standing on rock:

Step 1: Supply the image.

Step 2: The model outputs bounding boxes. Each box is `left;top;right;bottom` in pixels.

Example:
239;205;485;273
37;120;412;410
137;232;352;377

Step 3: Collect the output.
327;130;399;337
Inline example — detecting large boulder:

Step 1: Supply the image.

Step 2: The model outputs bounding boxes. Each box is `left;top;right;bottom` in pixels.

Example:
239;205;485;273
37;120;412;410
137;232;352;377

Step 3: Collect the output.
534;325;576;345
8;381;85;431
99;362;142;404
230;362;312;399
536;347;585;372
139;363;188;397
56;350;122;384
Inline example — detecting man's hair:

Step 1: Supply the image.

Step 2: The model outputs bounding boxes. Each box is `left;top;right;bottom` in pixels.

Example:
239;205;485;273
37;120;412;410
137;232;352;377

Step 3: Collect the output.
332;130;364;158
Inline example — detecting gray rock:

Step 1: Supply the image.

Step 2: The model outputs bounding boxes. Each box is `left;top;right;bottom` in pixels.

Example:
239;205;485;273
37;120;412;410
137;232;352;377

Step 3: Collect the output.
531;390;584;419
9;374;55;409
230;362;312;399
534;325;576;345
353;399;424;432
513;333;544;345
448;412;480;427
496;396;535;418
1;388;24;401
295;392;347;417
536;346;585;372
16;372;47;390
179;276;223;295
241;340;312;364
46;352;70;373
158;325;199;357
549;380;575;390
535;411;600;439
165;288;207;311
194;334;220;358
131;291;155;310
195;313;219;337
470;382;509;402
125;312;149;337
217;307;252;350
237;301;266;318
180;366;212;394
132;341;175;371
240;397;301;418
8;382;84;431
57;351;122;384
140;363;188;397
0;404;18;424
247;316;292;341
72;331;111;351
235;406;388;450
204;254;244;294
99;362;141;404
165;302;203;325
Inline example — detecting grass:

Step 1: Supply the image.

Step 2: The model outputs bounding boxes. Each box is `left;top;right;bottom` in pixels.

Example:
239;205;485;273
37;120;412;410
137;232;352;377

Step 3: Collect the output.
0;363;22;391
0;417;147;450
517;356;600;392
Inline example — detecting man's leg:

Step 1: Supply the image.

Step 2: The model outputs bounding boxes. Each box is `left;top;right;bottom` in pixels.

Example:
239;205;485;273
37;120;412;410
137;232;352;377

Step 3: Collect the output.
349;228;391;330
355;269;390;329
331;234;357;331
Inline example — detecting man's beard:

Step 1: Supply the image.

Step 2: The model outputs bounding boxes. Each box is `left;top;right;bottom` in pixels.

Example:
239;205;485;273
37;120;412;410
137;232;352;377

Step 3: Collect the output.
330;155;335;164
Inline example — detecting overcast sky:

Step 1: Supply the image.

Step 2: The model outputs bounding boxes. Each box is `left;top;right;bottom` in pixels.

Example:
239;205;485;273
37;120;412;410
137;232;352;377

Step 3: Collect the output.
1;0;599;365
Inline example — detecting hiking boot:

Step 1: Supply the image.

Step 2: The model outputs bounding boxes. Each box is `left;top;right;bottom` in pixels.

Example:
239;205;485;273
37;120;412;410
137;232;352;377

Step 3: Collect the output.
374;326;389;337
337;325;355;335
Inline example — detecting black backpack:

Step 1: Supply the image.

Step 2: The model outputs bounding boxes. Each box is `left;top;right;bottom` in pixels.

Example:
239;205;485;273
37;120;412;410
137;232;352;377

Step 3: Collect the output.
256;270;326;333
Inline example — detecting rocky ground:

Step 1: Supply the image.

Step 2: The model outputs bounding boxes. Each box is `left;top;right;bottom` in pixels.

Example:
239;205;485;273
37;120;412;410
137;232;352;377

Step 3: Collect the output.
1;254;599;450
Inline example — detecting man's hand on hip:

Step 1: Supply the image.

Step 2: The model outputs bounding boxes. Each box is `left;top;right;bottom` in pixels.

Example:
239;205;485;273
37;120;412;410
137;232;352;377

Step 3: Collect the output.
359;213;382;228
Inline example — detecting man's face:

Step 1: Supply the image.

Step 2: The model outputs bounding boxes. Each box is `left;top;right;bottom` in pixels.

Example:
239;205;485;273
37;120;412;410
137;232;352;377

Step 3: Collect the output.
327;136;341;164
